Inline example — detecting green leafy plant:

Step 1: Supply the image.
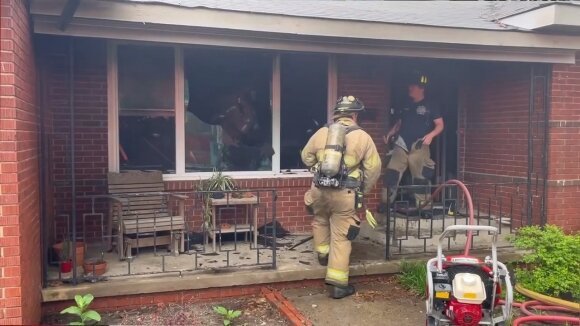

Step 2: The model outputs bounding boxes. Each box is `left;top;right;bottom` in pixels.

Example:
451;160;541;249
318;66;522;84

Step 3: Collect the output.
201;169;236;194
213;306;242;326
398;260;427;297
197;169;237;228
510;225;580;300
60;294;101;325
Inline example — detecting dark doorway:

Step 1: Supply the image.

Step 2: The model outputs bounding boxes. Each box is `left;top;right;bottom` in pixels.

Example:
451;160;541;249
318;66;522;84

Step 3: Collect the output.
390;59;459;184
280;53;328;170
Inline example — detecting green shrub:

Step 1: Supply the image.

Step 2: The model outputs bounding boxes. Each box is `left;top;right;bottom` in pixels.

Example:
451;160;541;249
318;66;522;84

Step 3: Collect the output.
398;260;427;297
213;306;242;326
60;294;101;325
510;225;580;300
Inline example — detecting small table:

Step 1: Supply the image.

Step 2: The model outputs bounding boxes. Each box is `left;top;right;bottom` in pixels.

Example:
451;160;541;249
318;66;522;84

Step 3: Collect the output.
206;194;259;252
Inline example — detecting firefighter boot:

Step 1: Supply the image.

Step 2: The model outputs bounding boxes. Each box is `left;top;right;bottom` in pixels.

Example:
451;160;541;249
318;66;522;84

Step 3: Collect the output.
331;284;356;299
318;254;328;266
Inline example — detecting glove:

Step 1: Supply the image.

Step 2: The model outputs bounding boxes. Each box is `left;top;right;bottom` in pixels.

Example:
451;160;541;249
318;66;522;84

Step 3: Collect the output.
366;209;378;229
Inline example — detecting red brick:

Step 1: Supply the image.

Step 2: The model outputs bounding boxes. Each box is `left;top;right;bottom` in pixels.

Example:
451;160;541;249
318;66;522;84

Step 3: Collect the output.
0;256;19;267
0;297;21;308
1;246;19;257
4;307;21;318
0;277;20;288
1;0;41;323
3;266;20;277
4;288;20;298
0;317;22;325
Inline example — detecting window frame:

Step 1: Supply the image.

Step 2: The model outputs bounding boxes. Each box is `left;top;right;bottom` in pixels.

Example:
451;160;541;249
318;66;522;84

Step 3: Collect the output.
107;41;337;180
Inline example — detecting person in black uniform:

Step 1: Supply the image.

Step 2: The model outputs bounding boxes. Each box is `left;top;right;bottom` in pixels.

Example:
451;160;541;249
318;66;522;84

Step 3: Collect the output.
381;73;444;208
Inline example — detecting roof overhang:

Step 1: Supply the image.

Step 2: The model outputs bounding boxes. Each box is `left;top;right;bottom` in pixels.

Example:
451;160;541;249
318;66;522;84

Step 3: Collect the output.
30;0;580;64
500;3;580;34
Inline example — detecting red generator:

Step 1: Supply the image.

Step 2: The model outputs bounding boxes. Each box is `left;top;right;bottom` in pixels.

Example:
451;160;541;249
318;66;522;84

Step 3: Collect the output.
425;225;513;326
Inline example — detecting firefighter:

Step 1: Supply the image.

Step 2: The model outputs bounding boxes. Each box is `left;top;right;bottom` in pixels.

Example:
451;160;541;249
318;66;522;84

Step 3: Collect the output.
301;96;381;299
381;72;444;209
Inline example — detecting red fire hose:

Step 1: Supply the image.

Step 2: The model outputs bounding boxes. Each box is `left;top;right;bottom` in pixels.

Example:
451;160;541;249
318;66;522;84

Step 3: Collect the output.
428;179;475;256
513;316;579;325
437;180;579;325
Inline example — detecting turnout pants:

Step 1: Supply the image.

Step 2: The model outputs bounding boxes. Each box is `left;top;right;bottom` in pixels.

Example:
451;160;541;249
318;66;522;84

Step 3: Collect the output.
382;141;435;206
310;186;359;287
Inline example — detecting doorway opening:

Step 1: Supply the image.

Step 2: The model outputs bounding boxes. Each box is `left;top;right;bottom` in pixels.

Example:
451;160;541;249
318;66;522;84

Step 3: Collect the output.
389;58;460;185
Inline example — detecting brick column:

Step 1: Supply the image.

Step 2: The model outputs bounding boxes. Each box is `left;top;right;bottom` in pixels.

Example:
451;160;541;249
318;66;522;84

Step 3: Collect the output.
0;0;41;324
336;55;390;209
547;57;580;232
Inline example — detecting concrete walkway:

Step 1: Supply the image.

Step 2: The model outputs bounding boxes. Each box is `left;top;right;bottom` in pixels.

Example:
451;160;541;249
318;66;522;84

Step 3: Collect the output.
283;278;425;326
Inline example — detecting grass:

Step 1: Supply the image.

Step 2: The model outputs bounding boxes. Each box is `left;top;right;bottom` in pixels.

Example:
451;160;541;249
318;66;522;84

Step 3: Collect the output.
397;260;427;297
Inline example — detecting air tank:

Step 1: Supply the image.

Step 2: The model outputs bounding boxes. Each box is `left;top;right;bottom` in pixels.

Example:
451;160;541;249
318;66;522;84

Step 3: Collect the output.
320;123;347;177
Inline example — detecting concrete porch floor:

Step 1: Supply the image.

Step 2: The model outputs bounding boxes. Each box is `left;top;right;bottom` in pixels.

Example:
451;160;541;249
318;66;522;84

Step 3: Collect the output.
43;220;517;303
46;234;386;281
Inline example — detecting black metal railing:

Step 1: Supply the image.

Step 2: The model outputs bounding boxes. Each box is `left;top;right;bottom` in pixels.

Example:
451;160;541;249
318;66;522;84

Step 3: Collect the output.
46;189;278;285
383;182;533;259
45;180;542;285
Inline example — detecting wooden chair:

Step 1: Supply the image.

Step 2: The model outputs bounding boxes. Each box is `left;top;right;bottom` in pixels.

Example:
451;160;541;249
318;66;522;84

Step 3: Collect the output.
107;170;186;260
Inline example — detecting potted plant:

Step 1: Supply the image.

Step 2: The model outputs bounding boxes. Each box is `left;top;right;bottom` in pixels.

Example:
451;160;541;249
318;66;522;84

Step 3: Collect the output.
58;240;72;273
83;258;108;276
198;169;237;229
53;239;86;273
202;169;236;199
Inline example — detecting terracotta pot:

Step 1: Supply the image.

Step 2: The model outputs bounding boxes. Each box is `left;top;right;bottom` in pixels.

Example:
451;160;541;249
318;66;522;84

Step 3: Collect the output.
60;260;72;273
52;241;85;266
83;259;107;276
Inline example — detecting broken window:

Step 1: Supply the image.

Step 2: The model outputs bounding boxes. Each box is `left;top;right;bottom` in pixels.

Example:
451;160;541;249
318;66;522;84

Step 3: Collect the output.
184;48;273;172
280;54;328;170
118;45;176;172
113;44;331;175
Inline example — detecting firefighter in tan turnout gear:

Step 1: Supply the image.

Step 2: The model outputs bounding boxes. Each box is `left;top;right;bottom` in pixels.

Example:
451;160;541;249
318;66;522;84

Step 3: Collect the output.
301;96;381;299
381;73;444;211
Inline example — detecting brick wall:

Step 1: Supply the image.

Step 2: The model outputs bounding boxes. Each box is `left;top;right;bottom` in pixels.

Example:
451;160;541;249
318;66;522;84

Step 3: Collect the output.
337;55;390;209
459;63;531;180
456;60;580;232
457;62;545;227
165;178;313;234
39;36;109;241
0;0;41;324
547;56;580;231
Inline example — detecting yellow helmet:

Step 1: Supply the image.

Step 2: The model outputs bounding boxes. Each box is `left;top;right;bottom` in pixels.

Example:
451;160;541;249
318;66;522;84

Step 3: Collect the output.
333;95;365;115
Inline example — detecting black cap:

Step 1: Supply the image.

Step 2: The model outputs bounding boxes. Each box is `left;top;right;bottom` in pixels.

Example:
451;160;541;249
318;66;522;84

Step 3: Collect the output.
409;71;429;87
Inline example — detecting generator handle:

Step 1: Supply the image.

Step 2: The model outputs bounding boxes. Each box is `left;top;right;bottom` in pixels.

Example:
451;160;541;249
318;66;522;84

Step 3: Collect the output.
437;225;499;273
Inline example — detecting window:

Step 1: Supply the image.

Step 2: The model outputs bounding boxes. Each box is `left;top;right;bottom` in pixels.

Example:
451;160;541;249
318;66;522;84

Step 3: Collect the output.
184;48;273;172
117;45;176;173
109;43;335;177
280;53;328;170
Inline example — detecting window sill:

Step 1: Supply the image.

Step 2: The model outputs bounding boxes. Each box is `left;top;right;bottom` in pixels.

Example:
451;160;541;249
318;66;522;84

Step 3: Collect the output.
162;171;312;181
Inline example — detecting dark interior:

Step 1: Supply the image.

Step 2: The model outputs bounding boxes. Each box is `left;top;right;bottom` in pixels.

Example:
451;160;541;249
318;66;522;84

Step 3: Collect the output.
280;53;328;170
390;58;460;184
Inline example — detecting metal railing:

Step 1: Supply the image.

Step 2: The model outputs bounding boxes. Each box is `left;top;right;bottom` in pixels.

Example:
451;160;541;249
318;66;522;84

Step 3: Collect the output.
46;189;278;285
383;182;531;259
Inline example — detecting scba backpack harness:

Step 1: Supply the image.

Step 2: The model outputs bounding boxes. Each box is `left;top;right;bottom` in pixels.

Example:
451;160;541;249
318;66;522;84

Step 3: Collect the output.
313;122;361;189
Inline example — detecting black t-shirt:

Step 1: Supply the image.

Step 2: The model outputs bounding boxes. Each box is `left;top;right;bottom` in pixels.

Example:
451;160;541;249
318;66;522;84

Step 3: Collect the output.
395;99;442;148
